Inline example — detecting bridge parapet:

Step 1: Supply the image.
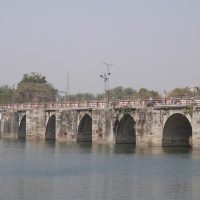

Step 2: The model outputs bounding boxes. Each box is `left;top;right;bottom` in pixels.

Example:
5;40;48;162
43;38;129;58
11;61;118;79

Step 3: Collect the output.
0;98;199;111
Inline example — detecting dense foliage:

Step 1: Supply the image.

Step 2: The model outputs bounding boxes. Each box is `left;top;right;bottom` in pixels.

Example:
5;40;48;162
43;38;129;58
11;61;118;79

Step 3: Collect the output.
15;72;57;103
137;88;160;99
63;86;161;102
0;85;13;104
167;87;194;98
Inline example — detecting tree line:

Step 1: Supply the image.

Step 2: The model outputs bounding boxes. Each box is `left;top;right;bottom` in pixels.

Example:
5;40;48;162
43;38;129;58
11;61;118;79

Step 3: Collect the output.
0;73;57;104
0;72;199;104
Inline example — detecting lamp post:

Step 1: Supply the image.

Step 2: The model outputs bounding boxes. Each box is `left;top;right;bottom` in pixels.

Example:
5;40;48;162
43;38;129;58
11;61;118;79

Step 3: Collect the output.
12;84;15;107
66;73;70;102
99;63;114;107
103;63;114;106
99;73;108;102
103;63;113;92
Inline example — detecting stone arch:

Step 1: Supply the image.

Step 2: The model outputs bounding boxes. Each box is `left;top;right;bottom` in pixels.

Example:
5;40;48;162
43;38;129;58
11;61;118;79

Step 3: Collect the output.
116;113;136;144
18;115;26;139
163;113;192;147
77;114;92;142
45;114;56;140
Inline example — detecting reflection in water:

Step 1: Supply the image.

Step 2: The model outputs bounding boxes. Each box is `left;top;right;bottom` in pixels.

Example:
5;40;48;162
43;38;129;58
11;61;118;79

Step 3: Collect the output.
162;146;192;154
112;144;136;154
0;139;200;200
44;140;56;148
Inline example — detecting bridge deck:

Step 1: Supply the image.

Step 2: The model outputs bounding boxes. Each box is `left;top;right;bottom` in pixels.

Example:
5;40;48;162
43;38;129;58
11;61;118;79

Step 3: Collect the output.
0;99;199;111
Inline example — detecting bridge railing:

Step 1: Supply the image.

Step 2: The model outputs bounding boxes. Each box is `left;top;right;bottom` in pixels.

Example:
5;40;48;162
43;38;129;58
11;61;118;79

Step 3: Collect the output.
0;98;200;111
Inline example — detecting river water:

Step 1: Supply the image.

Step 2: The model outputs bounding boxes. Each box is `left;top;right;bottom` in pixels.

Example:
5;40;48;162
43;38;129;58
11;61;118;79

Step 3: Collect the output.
0;139;200;200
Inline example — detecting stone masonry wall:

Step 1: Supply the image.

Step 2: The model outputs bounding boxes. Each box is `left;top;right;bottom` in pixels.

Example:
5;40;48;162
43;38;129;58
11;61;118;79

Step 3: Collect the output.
1;106;200;147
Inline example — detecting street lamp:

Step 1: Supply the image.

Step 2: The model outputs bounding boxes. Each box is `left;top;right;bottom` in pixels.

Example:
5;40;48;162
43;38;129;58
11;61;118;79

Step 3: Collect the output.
103;63;114;92
99;73;108;102
103;63;114;106
99;63;114;107
12;84;15;105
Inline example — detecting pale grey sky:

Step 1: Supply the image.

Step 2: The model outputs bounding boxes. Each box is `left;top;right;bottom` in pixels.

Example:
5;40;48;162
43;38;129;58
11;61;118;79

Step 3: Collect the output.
0;0;200;94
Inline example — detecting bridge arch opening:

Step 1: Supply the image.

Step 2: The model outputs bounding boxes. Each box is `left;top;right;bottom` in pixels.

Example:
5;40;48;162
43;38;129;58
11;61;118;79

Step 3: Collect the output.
163;113;192;147
45;115;56;140
77;114;92;142
18;115;26;139
116;114;136;144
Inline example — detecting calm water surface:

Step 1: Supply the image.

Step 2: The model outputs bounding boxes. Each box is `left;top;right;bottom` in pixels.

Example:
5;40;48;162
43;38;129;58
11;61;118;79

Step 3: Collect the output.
0;139;200;200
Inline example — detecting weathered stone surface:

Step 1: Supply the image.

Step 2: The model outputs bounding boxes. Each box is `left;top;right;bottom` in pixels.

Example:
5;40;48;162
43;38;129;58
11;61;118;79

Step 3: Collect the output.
0;105;200;147
0;111;18;138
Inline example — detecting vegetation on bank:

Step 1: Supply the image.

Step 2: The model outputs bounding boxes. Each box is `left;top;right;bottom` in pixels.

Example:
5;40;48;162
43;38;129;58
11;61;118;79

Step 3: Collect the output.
0;72;199;104
0;73;57;104
15;72;57;103
0;85;13;104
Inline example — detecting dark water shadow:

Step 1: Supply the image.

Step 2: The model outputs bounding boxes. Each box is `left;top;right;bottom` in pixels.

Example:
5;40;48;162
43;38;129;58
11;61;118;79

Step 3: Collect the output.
0;138;26;149
112;144;136;154
162;146;192;155
92;143;113;154
44;140;56;149
76;142;92;153
52;141;93;154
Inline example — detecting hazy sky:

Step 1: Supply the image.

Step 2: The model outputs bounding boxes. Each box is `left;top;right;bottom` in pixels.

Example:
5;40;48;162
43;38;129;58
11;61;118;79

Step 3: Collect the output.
0;0;200;94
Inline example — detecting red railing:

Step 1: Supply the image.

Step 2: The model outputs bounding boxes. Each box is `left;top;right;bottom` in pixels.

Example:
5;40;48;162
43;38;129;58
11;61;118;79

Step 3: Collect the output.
0;99;200;110
0;98;199;111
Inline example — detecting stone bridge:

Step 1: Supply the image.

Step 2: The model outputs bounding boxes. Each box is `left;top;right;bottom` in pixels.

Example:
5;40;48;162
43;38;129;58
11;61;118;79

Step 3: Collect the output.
0;101;200;147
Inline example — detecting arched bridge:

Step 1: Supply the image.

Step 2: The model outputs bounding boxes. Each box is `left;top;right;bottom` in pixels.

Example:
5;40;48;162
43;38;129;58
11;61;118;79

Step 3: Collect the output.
0;101;200;147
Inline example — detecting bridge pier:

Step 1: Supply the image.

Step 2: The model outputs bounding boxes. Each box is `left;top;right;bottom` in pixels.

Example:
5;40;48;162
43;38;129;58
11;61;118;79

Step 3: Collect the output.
0;112;19;138
191;109;200;147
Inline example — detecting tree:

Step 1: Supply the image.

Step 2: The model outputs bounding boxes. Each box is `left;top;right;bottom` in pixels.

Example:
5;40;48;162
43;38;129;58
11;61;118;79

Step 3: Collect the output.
0;85;14;104
20;73;46;84
96;93;104;101
15;72;57;103
167;87;193;98
137;88;160;99
123;87;137;100
110;86;124;99
108;86;160;100
194;87;200;97
70;93;95;101
110;86;137;100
